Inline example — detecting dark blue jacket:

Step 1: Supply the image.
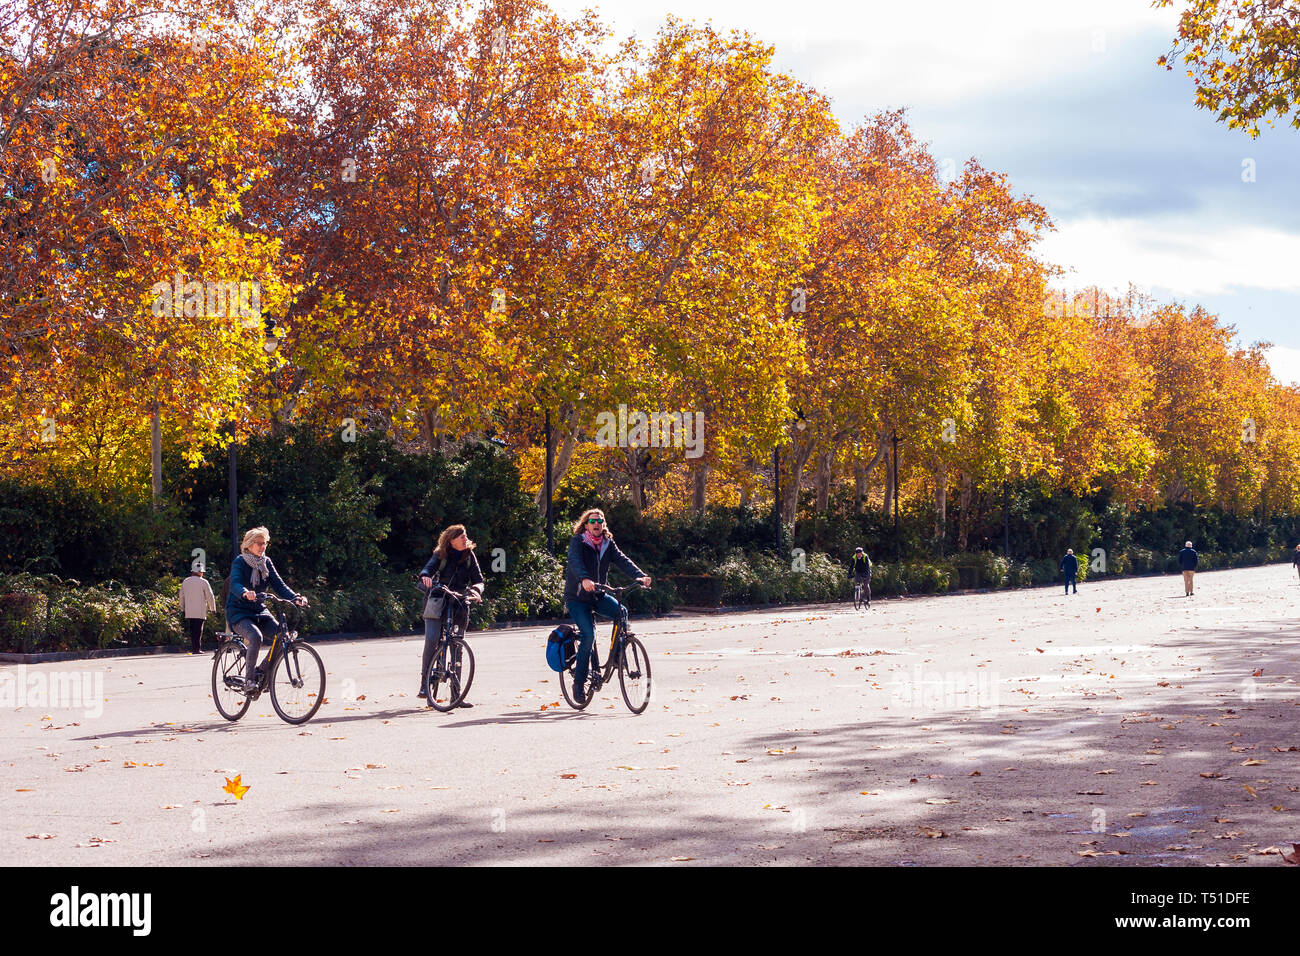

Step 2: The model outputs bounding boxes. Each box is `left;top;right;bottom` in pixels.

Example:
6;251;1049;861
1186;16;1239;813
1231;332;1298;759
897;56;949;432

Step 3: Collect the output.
1060;553;1078;575
1179;547;1198;571
224;554;299;628
564;533;645;604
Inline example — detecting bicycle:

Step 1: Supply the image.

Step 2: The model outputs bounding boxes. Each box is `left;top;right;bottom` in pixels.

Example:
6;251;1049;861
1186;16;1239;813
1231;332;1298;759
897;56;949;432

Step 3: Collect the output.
852;576;871;610
420;585;476;712
558;583;652;714
211;594;325;725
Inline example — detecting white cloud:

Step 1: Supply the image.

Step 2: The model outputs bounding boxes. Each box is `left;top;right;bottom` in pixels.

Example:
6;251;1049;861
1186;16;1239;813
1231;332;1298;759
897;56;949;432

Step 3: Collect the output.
1265;346;1300;388
1037;217;1300;298
549;0;1178;104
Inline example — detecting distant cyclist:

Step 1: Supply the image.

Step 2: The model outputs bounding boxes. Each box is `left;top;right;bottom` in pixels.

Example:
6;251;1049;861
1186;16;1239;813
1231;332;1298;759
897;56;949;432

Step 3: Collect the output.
849;547;872;607
417;524;484;705
565;508;651;705
224;526;308;691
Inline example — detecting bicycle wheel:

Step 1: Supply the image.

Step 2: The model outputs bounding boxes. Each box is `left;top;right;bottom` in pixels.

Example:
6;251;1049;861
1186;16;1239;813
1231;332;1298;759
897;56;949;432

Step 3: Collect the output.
269;641;325;725
853;584;862;610
427;637;474;712
617;636;652;714
212;643;250;722
559;649;597;710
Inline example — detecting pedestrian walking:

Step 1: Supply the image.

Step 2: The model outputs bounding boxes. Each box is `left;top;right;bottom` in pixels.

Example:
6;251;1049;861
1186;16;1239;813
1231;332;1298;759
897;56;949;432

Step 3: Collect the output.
1060;549;1078;594
1178;540;1198;596
1291;544;1300;583
180;566;216;654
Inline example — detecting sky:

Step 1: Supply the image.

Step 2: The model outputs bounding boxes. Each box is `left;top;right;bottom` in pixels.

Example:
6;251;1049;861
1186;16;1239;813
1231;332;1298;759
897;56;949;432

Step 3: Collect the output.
550;0;1300;384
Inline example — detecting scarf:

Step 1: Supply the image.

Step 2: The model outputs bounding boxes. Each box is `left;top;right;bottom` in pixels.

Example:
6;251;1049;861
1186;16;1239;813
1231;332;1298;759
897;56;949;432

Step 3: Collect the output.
242;551;269;588
583;529;605;551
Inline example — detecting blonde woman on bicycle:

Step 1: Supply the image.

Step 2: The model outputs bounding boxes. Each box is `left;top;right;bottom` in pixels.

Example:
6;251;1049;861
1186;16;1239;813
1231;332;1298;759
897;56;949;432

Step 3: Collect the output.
225;527;308;691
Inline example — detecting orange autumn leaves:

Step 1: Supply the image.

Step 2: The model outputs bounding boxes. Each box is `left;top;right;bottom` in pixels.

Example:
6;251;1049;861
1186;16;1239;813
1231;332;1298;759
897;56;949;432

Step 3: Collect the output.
2;0;1298;524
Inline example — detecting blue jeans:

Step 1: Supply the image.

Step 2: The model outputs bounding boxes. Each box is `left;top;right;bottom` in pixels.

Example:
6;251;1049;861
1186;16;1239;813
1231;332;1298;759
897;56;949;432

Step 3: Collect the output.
232;612;280;681
566;594;624;690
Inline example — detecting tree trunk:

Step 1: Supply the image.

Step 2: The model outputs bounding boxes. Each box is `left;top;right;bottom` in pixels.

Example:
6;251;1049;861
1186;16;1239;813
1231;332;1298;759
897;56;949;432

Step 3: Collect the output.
150;383;162;506
691;462;708;515
933;459;947;544
882;437;895;522
957;470;974;551
814;451;833;513
421;406;443;453
625;447;645;515
856;438;889;514
780;435;815;528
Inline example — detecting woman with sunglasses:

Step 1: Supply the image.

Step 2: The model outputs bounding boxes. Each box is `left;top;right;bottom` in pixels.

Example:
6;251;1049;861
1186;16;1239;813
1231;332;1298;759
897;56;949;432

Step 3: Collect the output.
417;524;484;705
564;508;652;705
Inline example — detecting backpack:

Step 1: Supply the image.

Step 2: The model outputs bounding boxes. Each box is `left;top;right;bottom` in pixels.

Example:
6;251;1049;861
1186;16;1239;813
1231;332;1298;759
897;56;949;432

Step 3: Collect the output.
546;623;580;672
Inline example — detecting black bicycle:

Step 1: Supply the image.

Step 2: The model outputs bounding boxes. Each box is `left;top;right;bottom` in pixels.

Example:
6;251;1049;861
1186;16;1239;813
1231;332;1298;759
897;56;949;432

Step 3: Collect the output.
421;585;476;712
212;594;325;725
853;576;871;610
559;583;652;714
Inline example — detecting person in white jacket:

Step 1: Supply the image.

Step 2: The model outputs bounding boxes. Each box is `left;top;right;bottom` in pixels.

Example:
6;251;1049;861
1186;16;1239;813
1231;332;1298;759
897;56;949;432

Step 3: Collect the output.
180;567;216;654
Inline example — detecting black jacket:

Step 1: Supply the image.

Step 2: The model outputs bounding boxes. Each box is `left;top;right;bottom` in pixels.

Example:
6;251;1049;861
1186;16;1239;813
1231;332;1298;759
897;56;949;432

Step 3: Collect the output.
564;533;645;604
1060;553;1078;575
1291;550;1300;567
420;547;485;597
1178;547;1198;571
849;553;872;578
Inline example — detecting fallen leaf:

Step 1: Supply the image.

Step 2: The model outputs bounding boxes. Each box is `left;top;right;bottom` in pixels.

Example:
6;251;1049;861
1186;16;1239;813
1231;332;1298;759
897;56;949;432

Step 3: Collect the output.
918;826;945;838
223;775;249;800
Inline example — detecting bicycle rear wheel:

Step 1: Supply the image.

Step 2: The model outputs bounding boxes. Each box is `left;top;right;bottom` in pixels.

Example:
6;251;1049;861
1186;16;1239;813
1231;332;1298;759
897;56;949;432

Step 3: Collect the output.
559;650;597;710
427;637;474;712
270;641;325;725
617;636;652;714
212;643;250;722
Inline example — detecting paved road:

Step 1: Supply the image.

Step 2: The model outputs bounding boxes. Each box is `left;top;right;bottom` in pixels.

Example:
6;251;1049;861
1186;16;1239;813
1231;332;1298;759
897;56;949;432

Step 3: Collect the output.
3;565;1299;865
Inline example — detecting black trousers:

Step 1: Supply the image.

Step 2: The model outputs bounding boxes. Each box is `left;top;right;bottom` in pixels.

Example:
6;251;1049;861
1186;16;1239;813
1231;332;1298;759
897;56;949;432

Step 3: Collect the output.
186;617;205;652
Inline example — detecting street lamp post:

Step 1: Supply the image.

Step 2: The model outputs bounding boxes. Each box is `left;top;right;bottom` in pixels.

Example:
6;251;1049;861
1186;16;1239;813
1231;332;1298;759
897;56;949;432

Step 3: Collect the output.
228;317;282;561
544;408;554;554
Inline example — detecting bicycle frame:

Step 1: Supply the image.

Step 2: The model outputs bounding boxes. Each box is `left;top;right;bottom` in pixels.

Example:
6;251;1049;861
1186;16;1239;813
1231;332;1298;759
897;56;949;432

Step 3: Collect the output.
229;596;301;697
583;587;634;688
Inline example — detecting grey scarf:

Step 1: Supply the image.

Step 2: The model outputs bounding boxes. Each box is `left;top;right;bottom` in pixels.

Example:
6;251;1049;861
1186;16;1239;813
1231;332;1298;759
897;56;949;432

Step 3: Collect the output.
242;551;269;588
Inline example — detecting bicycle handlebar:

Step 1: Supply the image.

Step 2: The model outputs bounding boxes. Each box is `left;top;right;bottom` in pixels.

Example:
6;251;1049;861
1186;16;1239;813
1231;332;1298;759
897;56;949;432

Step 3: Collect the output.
592;582;647;595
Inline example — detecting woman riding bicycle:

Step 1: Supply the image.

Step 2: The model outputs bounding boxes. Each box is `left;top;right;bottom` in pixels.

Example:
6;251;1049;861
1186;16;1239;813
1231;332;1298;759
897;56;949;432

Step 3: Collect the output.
225;526;308;691
418;524;484;704
564;508;651;705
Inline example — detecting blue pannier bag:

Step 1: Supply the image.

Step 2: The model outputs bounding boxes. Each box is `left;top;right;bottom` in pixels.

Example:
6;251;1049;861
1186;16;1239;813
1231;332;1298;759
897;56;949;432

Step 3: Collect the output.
546;624;580;672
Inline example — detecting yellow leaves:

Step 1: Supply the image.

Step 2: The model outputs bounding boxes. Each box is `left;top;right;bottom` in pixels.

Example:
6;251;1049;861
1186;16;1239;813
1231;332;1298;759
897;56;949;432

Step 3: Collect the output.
223;775;250;800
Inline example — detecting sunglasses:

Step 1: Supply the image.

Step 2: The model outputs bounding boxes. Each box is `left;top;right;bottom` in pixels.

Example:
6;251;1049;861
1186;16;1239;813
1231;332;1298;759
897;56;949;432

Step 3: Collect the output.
587;517;605;524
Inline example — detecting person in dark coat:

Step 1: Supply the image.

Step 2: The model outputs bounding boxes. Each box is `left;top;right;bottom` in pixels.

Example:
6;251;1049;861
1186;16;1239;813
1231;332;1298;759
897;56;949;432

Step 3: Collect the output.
1060;549;1078;594
1291;544;1300;583
1178;541;1198;596
417;524;484;704
225;526;308;690
564;507;651;704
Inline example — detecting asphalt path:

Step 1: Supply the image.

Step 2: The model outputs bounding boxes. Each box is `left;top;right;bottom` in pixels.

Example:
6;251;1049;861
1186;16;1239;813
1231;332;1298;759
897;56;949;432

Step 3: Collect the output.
3;564;1299;866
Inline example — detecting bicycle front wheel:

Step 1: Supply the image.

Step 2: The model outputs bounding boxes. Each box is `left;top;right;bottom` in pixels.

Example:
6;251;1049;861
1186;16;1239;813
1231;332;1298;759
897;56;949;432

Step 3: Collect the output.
853;585;862;610
427;637;474;712
618;636;652;714
270;641;325;725
212;643;250;722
